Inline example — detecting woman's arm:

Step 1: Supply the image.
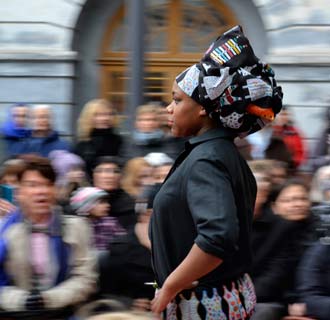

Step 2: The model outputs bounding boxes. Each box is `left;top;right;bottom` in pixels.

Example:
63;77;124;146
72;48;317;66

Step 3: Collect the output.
151;243;222;314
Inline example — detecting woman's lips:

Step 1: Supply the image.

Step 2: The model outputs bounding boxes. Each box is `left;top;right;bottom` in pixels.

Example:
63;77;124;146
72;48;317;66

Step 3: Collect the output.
168;119;174;126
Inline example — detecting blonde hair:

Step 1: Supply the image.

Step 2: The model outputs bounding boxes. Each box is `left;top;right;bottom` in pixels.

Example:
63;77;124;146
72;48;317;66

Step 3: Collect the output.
121;157;150;198
77;99;115;141
135;104;159;118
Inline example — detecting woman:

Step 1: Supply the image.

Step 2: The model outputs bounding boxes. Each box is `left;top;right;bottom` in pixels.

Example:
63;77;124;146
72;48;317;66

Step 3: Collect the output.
149;25;283;319
92;156;136;230
250;179;316;320
121;157;153;199
75;99;123;178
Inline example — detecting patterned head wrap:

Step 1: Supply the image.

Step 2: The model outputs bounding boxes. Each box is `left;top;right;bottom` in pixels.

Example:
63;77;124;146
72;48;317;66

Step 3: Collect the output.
176;25;283;137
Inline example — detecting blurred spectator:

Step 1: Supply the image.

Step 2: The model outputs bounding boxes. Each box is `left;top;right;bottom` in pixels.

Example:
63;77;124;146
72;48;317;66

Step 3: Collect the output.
288;242;330;320
13;104;71;157
98;185;159;310
309;165;330;205
144;152;173;184
1;103;31;158
121;104;177;160
272;106;307;169
49;150;89;213
0;156;97;317
246;123;273;159
265;136;294;170
310;106;330;171
75;99;123;178
250;159;289;190
93;156;136;230
251;179;317;320
70;187;126;252
248;160;272;218
121;157;153;199
269;159;290;188
0;158;25;223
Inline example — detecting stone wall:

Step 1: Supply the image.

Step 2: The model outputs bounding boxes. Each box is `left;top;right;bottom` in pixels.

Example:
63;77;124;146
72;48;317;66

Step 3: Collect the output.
1;0;330;159
0;0;84;135
253;0;330;155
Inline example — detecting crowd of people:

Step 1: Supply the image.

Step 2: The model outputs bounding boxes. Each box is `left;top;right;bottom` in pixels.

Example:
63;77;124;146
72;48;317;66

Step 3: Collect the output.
1;72;330;319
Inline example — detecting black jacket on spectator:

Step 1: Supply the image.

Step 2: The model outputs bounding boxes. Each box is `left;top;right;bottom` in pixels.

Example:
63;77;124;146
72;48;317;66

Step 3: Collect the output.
99;228;154;300
296;242;330;320
107;188;136;230
251;207;316;303
74;128;123;178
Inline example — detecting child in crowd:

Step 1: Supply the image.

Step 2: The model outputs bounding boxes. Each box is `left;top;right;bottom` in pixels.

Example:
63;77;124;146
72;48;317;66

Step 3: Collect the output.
70;187;126;252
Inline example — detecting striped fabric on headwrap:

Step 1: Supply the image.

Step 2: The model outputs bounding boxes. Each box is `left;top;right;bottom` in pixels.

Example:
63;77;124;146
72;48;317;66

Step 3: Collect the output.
176;25;283;137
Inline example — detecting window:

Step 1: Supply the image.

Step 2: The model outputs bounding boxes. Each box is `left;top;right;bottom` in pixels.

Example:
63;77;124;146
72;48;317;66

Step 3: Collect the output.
100;0;238;111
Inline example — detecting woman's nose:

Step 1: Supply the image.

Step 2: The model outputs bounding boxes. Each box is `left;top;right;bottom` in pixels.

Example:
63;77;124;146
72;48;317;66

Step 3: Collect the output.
167;102;174;114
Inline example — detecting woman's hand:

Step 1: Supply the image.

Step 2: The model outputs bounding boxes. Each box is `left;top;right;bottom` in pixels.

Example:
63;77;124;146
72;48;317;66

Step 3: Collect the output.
151;280;198;316
151;285;177;315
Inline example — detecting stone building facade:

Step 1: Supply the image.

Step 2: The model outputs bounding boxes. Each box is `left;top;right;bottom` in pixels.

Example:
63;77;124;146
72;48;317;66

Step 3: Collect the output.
0;0;329;156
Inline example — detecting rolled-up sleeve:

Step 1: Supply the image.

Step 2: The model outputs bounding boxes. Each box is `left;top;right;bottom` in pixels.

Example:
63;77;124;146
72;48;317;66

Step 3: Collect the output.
186;159;239;259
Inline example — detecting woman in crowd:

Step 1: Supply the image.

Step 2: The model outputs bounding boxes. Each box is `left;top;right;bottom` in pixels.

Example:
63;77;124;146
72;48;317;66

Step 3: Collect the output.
92;156;136;230
287;241;330;320
250;179;316;320
271;106;307;170
75;99;123;178
149;25;283;319
121;157;153;199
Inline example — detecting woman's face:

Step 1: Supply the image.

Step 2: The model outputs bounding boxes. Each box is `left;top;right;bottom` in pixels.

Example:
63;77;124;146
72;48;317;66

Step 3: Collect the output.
135;165;153;187
135;113;159;133
93;106;114;129
272;184;310;221
166;81;203;137
93;163;121;192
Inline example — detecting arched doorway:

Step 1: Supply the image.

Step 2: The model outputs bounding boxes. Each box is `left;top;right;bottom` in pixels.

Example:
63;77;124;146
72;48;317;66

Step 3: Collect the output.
99;0;238;112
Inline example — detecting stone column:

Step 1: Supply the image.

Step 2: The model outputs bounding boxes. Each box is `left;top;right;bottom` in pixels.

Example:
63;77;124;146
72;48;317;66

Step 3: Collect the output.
126;0;145;131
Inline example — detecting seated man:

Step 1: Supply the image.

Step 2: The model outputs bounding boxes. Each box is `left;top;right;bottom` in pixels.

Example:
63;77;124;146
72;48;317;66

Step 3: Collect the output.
0;156;97;317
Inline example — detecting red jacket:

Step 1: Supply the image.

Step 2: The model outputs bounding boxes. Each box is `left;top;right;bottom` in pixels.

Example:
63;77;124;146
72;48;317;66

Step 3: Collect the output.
272;125;307;168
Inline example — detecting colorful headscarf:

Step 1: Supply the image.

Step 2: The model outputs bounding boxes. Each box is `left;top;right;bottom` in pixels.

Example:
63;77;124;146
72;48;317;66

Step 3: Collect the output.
176;25;283;137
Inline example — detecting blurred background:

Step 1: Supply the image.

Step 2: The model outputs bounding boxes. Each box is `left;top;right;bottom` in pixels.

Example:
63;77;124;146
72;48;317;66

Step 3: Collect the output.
1;2;330;319
0;0;329;160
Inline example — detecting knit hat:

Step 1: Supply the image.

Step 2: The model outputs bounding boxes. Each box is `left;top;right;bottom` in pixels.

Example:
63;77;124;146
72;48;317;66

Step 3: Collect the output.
70;187;108;215
176;25;283;137
49;150;85;185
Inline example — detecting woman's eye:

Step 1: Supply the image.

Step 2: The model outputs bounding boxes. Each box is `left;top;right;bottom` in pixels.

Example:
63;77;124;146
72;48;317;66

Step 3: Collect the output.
173;99;180;104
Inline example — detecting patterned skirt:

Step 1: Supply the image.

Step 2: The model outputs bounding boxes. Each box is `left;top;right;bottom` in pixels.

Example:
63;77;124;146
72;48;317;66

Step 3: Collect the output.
163;273;256;320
